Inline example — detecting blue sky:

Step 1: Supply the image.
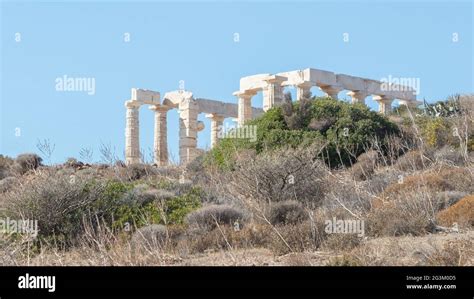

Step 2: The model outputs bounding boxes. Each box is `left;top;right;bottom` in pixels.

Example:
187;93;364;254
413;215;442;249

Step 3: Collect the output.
1;0;472;164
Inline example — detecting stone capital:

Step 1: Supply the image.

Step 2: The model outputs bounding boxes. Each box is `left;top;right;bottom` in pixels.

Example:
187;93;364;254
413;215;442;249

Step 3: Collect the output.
295;81;313;89
295;81;313;100
263;75;287;85
347;90;369;104
347;90;368;98
125;100;141;109
233;90;257;100
205;113;225;122
320;85;343;99
149;105;172;112
373;95;394;103
373;95;394;115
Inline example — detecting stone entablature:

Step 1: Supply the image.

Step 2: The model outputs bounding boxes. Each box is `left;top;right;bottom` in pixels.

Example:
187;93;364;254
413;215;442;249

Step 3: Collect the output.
234;68;421;125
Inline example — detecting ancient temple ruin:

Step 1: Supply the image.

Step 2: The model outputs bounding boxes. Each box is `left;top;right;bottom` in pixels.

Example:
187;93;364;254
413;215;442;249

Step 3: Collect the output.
124;68;420;165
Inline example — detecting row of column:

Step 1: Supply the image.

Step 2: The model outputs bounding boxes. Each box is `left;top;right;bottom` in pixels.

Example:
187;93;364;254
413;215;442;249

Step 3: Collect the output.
236;82;416;126
125;100;227;166
125;101;170;166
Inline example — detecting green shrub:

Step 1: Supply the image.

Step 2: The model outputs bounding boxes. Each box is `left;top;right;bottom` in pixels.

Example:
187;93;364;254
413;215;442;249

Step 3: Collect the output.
416;116;453;147
206;97;399;169
165;187;202;224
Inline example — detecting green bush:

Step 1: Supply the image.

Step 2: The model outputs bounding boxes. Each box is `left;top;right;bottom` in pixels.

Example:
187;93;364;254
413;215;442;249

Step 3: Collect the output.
206;97;399;169
165;187;202;224
416;116;452;147
101;182;202;229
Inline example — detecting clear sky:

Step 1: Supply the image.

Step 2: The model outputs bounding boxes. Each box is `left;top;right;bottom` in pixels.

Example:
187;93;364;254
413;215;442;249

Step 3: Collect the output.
1;0;472;164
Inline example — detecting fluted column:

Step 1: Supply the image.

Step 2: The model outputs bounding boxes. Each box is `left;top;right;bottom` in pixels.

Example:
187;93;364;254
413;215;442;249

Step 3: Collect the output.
150;105;171;166
320;85;343;99
125;100;141;165
263;76;286;111
373;95;394;115
347;91;368;105
179;96;199;164
205;114;225;148
235;91;256;127
296;82;313;101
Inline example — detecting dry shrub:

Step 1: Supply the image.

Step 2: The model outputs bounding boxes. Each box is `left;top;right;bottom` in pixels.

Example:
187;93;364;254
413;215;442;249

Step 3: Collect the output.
322;174;373;215
381;168;474;200
3;170;106;246
121;184;165;205
350;150;379;181
180;223;273;254
267;201;308;225
425;239;473;266
0;177;18;194
0;155;14;179
64;157;85;169
363;168;404;195
436;195;474;228
394;150;432;171
230;145;328;207
185;204;247;232
434;191;469;211
117;163;158;181
131;224;169;250
321;233;362;252
14;153;42;174
180;219;326;256
366;194;434;237
326;254;363;266
433;146;468;166
269;220;327;255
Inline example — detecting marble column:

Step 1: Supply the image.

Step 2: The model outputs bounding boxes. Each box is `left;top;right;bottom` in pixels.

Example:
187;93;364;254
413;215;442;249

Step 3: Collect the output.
150;105;171;166
205;114;225;148
373;95;394;115
179;96;199;164
347;91;368;105
296;82;313;101
263;76;286;111
125;100;141;165
235;91;255;127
